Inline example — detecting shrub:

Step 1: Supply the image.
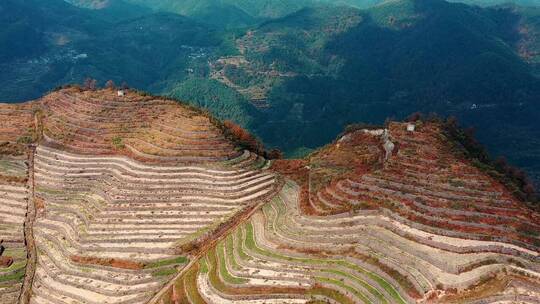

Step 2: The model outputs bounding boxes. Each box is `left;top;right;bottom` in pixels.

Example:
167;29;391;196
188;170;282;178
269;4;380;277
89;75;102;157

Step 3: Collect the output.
16;135;33;145
442;116;539;206
266;148;284;160
405;112;423;122
222;120;264;155
111;136;124;149
105;80;116;90
83;78;98;90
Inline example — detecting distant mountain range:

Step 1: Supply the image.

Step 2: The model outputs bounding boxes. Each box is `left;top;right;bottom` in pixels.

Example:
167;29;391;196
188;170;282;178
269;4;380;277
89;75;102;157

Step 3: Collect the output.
1;0;539;185
66;0;540;16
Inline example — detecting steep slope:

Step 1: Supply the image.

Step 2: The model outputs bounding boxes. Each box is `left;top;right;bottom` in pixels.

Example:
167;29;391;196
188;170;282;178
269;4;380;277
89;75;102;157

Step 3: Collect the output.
0;0;221;102
1;88;539;303
153;121;540;304
0;88;279;303
0;103;37;303
197;0;540;185
39;88;242;162
0;155;30;303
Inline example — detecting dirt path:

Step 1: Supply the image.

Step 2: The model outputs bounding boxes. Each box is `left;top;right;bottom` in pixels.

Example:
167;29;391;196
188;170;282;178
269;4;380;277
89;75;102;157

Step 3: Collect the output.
18;145;37;304
146;177;284;304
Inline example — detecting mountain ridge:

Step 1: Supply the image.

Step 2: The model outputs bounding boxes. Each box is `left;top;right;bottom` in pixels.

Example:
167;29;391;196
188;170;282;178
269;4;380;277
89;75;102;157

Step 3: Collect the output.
1;86;539;304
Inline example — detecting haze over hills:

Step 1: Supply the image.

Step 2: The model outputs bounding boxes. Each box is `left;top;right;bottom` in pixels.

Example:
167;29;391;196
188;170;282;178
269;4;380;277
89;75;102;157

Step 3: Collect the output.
1;0;540;186
1;0;540;303
187;0;540;184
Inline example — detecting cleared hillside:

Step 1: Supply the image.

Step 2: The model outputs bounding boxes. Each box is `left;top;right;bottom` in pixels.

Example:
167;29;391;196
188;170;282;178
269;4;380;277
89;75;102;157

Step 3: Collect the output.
0;88;279;303
0;89;538;303
39;88;244;163
154;121;540;304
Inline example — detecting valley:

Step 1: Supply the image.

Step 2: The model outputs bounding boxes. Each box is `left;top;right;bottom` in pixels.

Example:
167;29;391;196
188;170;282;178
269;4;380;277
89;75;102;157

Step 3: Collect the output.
1;1;540;301
2;0;540;186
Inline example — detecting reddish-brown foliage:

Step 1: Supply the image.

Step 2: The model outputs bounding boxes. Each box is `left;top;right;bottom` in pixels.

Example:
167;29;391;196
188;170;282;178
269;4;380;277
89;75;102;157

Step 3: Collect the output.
223;120;264;154
0;256;14;268
266;148;284;160
70;255;143;270
0;174;27;184
270;159;308;183
83;78;98;90
105;80;116;90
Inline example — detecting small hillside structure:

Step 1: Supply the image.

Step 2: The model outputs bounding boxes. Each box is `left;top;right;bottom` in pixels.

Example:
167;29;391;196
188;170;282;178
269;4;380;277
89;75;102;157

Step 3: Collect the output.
117;90;125;97
381;129;395;162
406;123;416;132
383;139;395;161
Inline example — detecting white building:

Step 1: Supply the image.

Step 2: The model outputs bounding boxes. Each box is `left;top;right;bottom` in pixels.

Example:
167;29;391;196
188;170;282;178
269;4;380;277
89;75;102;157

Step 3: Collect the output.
406;123;416;132
117;90;125;97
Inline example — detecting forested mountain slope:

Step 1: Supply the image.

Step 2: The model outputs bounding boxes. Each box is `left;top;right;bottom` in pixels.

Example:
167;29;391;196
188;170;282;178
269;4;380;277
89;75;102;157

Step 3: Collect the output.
0;0;221;101
1;0;540;185
186;0;540;184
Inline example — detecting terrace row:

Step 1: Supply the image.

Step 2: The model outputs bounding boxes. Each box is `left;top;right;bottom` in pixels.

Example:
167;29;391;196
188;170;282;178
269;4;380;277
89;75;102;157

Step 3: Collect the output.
29;146;278;304
157;181;540;303
0;156;29;304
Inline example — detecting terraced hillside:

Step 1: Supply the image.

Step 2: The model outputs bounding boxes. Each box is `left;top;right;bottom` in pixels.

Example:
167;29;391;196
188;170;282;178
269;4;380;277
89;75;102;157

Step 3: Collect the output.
302;123;540;251
0;88;279;303
39;88;244;163
155;122;540;304
1;89;539;303
0;102;35;304
0;155;30;304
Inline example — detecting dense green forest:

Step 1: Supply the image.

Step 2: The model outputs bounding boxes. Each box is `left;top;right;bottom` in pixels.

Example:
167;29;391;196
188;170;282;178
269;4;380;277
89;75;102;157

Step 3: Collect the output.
1;0;539;185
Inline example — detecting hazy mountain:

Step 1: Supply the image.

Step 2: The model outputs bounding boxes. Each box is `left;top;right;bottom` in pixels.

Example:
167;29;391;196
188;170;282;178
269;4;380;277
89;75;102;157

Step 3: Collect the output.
449;0;540;6
0;0;223;101
174;0;540;182
1;1;540;303
64;0;539;28
1;0;539;183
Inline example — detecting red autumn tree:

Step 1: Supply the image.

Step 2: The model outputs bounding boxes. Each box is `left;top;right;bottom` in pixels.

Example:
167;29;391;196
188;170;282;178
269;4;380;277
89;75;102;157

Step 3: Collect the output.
406;112;423;122
266;148;284;160
223;120;263;154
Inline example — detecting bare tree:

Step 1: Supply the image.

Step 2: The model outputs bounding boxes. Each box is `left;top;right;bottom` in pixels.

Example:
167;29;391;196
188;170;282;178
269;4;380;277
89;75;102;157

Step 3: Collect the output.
83;78;98;90
266;149;284;160
406;112;423;122
105;80;116;90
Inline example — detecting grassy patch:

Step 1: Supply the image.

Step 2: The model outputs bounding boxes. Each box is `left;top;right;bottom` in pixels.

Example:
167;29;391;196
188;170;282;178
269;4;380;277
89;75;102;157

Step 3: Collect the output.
111;136;125;149
35;186;64;195
320;269;386;303
144;256;188;269
199;257;209;274
151;268;178;277
215;244;248;284
315;276;369;304
307;284;355;304
243;222;406;304
225;235;242;271
0;267;25;283
184;263;206;304
0;260;26;273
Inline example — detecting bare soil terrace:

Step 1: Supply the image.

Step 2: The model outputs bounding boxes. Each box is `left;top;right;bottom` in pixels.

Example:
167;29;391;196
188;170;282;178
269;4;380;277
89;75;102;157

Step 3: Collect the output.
1;90;539;304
